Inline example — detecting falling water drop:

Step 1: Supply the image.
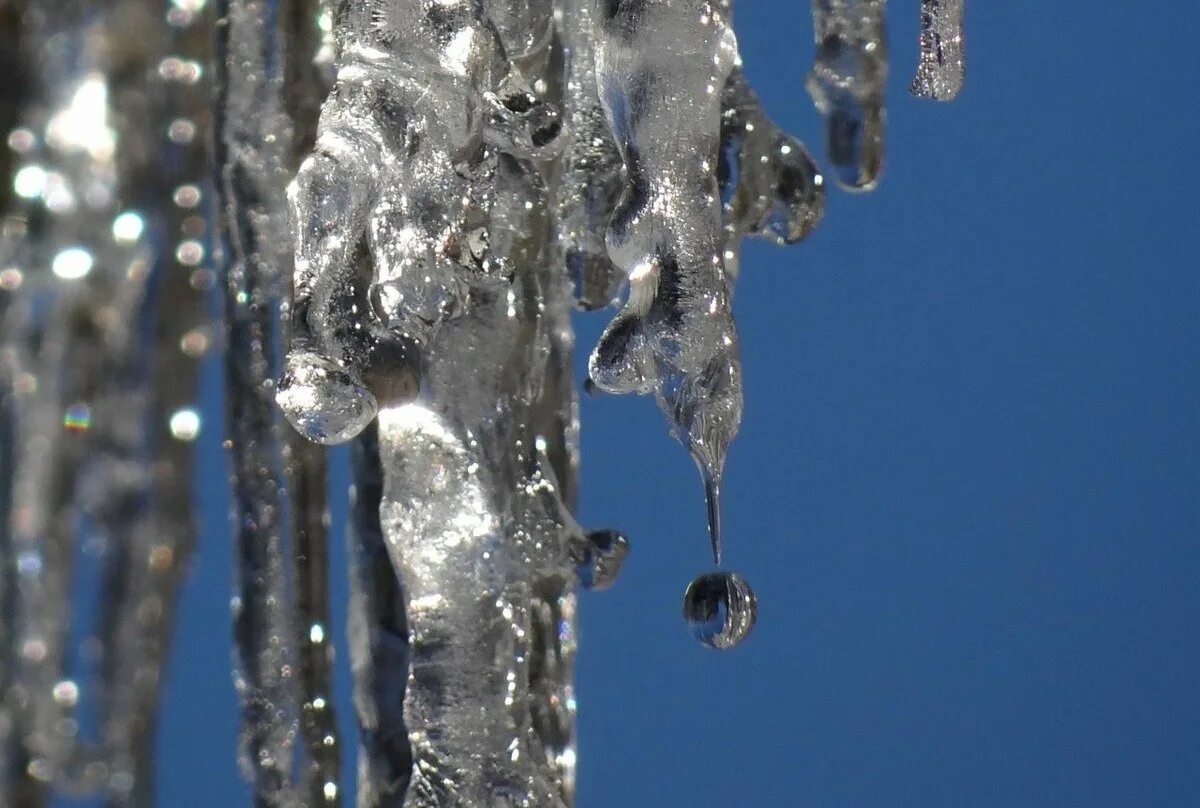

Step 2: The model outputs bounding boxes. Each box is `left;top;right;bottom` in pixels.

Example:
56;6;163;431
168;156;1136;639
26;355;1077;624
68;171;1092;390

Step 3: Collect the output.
683;571;757;650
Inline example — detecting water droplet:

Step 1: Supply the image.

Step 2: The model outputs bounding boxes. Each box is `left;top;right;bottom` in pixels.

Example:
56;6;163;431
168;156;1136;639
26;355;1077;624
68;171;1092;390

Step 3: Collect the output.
13;165;46;199
574;529;630;590
276;351;377;445
52;679;80;707
112;210;145;243
683;571;756;650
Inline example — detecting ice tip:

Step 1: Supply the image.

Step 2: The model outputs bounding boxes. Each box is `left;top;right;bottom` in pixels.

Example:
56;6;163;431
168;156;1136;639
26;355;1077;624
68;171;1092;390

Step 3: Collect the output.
703;471;723;566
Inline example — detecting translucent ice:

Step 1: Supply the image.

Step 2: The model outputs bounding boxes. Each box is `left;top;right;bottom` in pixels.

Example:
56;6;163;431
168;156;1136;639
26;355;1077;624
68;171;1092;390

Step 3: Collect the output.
555;0;625;310
806;0;888;191
719;69;826;279
589;0;744;512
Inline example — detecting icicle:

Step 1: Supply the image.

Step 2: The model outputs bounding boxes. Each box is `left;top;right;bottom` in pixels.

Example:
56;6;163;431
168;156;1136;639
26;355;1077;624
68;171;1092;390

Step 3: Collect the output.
911;0;964;101
347;427;412;807
718;68;825;280
0;0;972;800
588;0;743;567
554;0;625;310
807;0;889;190
214;0;300;803
282;4;342;804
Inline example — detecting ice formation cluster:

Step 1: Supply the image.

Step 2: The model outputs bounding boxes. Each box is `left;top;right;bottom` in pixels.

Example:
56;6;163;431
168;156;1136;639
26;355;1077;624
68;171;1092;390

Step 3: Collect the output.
0;0;964;805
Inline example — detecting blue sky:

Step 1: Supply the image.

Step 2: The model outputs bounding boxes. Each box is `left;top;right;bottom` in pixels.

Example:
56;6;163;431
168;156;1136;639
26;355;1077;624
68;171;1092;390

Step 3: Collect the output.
153;2;1200;806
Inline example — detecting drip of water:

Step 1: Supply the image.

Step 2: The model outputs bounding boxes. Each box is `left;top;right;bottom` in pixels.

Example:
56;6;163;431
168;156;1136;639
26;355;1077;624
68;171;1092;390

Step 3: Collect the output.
683;571;757;650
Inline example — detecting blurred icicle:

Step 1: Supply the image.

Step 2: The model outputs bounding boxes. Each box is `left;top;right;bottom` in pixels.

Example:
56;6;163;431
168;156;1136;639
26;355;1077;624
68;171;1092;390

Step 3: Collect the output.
283;4;341;805
0;0;210;804
216;0;345;803
806;0;889;190
911;0;964;100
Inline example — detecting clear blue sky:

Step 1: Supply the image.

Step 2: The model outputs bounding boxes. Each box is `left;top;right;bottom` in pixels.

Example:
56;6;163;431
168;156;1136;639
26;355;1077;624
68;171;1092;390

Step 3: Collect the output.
153;2;1200;806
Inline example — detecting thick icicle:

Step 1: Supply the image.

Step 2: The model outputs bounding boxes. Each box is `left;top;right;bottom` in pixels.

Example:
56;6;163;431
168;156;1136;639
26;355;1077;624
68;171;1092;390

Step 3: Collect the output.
911;0;964;101
282;0;592;802
807;0;888;190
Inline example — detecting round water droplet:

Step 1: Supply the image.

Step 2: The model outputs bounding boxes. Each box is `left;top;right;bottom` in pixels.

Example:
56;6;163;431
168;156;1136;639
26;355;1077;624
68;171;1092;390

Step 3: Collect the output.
683;571;756;650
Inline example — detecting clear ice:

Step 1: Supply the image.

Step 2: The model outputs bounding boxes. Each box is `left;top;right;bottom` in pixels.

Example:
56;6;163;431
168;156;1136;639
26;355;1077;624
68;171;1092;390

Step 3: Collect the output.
0;0;966;804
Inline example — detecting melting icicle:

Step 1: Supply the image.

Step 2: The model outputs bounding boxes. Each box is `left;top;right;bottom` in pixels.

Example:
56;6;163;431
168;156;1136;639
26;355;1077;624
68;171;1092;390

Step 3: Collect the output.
0;0;972;800
911;0;965;101
589;0;746;578
683;571;757;650
807;0;889;190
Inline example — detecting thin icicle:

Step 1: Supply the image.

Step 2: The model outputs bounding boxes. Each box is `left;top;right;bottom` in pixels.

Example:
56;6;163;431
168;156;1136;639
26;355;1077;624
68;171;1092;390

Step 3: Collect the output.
282;3;341;804
911;0;964;100
214;0;300;803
